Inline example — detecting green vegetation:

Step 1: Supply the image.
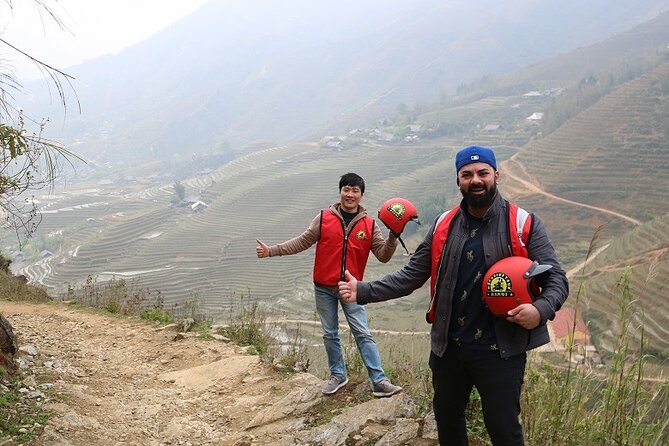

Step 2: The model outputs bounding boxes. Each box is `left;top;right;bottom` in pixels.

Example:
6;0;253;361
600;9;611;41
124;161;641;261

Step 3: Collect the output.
66;275;167;317
0;255;50;303
522;267;667;446
217;294;272;356
171;181;186;204
0;372;49;444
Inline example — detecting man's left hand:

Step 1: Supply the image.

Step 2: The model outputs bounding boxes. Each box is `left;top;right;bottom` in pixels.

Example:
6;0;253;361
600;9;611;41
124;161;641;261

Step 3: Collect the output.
506;304;541;330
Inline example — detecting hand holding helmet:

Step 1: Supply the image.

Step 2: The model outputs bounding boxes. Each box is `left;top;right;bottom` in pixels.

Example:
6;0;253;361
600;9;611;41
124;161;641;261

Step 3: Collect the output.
482;256;552;318
378;197;420;237
378;197;420;254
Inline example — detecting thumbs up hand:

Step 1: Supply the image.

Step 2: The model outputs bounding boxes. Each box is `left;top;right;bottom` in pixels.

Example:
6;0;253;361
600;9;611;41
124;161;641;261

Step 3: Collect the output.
338;270;358;303
256;239;270;258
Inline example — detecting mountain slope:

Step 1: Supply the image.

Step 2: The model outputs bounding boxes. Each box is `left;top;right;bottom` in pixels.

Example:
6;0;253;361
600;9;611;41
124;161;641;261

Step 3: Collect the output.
571;213;669;360
23;0;669;162
511;60;669;223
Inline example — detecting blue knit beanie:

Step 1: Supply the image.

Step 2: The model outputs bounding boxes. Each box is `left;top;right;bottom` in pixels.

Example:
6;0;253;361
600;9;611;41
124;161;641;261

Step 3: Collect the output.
455;145;497;172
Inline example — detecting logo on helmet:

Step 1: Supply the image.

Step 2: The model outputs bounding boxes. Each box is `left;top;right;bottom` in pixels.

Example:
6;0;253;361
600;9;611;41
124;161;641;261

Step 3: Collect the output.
387;202;406;220
485;273;515;298
356;230;368;240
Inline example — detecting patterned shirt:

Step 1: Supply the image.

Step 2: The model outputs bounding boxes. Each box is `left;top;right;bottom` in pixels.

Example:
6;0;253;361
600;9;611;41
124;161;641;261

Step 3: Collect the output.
448;212;497;350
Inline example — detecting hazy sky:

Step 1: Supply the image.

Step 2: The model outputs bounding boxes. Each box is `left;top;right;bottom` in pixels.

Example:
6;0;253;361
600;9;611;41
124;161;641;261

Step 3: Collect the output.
1;0;209;79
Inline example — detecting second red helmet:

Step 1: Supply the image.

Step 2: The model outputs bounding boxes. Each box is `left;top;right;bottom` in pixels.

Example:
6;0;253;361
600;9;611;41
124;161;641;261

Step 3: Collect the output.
378;197;419;235
482;256;552;317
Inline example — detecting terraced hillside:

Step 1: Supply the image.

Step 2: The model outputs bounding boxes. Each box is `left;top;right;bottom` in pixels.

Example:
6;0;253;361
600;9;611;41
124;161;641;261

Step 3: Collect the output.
12;88;548;327
570;213;669;361
513;60;669;223
501;61;669;362
24;141;477;320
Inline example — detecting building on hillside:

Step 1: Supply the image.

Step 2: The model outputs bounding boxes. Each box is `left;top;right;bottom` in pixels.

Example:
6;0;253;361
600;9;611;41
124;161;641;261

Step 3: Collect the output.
320;136;345;150
40;250;54;259
526;112;544;121
523;90;542;98
483;124;501;132
180;196;200;207
373;129;395;142
191;201;208;212
548;308;601;365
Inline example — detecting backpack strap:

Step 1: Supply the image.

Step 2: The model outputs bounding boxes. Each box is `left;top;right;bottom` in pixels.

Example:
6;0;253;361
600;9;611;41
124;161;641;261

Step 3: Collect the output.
507;201;532;258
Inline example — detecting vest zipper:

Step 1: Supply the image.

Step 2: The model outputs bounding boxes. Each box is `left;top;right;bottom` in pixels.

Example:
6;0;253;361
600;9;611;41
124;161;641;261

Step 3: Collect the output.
340;220;349;282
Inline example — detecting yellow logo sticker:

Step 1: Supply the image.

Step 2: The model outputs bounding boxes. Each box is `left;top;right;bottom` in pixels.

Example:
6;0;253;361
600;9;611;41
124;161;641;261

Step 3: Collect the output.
356;230;368;240
387;202;406;220
486;273;515;297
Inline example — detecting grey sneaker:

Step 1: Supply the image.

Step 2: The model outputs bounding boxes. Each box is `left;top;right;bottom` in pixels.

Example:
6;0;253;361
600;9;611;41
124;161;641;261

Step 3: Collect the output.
372;378;402;398
322;375;349;395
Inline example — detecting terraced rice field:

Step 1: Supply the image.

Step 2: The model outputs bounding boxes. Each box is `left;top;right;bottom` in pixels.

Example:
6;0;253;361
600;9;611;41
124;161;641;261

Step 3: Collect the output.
569;213;669;359
514;61;669;223
19;140;475;321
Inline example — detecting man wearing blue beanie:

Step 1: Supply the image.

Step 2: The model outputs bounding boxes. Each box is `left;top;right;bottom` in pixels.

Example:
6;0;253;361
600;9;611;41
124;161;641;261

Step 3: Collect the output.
339;145;568;445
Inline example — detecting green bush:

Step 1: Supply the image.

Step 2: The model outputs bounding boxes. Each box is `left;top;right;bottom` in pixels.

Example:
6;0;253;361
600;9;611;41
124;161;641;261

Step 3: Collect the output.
218;294;271;356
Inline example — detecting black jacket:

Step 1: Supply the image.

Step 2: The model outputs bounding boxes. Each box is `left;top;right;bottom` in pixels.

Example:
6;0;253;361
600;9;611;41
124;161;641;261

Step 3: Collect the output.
357;193;569;358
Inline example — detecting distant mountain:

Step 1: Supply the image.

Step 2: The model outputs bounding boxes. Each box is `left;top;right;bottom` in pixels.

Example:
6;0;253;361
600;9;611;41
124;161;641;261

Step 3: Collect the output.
496;9;669;89
22;0;669;163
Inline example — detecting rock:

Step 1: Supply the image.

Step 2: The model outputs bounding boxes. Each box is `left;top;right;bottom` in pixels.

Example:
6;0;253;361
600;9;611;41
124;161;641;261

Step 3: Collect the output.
0;314;18;355
26;390;46;399
156;323;179;332
295;393;411;446
422;411;438;440
212;334;231;342
233;435;255;446
375;418;420;445
18;344;38;357
180;318;195;332
246;374;323;429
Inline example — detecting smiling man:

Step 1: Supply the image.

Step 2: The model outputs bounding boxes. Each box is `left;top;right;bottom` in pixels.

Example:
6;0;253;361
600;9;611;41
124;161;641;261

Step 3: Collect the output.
338;147;568;445
255;172;402;397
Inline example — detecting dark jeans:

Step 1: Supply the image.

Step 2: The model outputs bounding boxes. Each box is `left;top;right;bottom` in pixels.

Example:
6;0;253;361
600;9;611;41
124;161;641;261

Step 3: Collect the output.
429;343;526;446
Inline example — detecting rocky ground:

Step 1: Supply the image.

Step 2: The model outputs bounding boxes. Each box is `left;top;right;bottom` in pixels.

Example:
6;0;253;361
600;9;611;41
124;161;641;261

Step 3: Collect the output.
1;301;438;445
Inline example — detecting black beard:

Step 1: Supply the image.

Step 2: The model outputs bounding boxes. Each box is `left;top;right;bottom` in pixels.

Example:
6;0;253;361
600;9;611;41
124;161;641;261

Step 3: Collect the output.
461;182;497;209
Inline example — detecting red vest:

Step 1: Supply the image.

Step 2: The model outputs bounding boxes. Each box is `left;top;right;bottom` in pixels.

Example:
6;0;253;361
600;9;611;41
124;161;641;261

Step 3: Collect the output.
313;210;374;286
426;201;532;323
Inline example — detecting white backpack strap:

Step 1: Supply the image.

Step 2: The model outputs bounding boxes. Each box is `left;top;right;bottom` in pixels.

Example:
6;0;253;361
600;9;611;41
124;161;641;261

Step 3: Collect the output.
515;207;530;247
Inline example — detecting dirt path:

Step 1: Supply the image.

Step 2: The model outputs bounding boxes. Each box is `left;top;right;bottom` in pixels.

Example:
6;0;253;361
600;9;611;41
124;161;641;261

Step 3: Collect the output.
0;301;276;446
503;158;642;226
3;301;434;446
565;243;611;278
1;301;303;446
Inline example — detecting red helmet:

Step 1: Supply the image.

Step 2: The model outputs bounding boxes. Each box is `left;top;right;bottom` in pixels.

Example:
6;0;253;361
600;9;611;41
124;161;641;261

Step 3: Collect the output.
482;256;552;317
378;197;419;235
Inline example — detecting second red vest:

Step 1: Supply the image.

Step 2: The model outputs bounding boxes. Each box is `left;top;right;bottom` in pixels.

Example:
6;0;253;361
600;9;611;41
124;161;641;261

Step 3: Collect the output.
313;210;374;286
426;201;532;323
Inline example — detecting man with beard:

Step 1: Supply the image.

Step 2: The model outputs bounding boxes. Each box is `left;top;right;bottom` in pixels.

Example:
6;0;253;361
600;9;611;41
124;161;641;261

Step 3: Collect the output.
338;146;568;445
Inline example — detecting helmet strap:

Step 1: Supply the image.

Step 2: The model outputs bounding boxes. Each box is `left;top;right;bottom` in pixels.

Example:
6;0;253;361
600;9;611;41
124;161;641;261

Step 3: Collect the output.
398;235;412;255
